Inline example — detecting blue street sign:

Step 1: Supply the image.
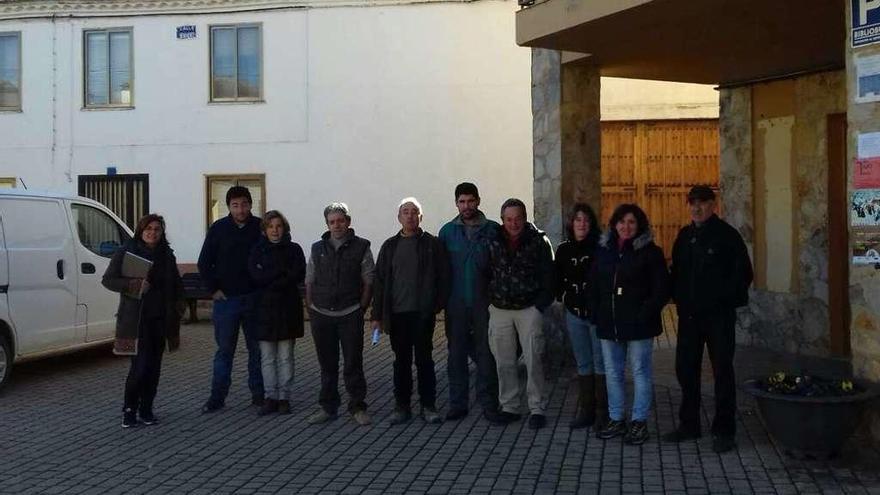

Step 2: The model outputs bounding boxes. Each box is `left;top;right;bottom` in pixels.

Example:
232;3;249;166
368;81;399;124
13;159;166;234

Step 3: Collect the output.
177;25;197;40
853;0;880;47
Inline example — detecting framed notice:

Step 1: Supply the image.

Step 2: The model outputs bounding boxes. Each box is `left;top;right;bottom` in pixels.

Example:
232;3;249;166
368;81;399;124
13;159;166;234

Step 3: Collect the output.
856;54;880;103
852;189;880;226
855;158;880;188
853;227;880;264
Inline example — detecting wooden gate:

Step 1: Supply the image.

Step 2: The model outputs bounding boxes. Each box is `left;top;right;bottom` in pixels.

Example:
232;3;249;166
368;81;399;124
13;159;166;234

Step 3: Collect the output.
600;120;720;258
78;174;149;231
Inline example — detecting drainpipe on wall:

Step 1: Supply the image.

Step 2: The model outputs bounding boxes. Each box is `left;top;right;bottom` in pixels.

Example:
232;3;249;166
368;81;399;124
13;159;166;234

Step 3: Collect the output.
50;15;59;185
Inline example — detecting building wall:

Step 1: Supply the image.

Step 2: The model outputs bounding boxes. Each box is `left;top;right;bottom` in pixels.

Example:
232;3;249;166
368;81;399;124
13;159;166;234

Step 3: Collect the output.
600;77;719;121
720;71;846;356
0;0;534;262
846;3;880;442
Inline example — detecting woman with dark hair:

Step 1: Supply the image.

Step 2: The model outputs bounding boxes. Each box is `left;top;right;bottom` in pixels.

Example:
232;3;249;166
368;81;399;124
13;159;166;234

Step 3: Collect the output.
248;210;306;416
590;203;669;445
102;214;184;428
555;202;606;429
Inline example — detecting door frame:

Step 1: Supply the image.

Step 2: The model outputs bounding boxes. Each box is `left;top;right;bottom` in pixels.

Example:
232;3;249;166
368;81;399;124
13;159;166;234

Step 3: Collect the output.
827;113;850;357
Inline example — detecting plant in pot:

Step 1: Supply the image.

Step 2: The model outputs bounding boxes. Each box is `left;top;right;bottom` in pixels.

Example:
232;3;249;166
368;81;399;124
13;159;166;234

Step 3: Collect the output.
742;372;879;459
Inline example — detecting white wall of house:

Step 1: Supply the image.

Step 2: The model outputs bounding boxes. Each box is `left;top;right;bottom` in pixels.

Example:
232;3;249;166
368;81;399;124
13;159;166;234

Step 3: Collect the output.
601;77;719;121
0;1;534;262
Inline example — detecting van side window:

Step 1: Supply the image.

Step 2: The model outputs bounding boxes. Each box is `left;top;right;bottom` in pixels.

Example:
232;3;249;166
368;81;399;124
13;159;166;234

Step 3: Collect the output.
72;204;129;257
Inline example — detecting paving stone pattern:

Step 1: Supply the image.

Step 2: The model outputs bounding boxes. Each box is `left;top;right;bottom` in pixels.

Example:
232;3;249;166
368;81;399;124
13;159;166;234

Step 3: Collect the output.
1;316;879;494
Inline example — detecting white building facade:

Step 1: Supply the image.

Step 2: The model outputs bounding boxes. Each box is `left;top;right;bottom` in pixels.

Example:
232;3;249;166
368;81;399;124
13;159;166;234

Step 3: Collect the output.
0;0;719;263
0;0;539;262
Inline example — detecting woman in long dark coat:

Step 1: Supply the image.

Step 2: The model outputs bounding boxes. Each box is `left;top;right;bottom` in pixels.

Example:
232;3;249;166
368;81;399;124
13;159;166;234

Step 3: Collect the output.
102;214;184;428
248;210;306;416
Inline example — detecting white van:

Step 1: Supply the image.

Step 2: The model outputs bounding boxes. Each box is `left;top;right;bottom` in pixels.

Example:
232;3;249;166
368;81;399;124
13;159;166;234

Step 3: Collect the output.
0;190;133;389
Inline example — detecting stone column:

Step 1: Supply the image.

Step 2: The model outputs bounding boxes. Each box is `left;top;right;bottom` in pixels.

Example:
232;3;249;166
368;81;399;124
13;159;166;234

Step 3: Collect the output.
846;1;880;441
531;49;601;247
531;49;601;374
531;49;563;244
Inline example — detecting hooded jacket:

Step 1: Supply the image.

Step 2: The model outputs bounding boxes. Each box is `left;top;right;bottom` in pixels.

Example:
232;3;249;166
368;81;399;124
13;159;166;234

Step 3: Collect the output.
248;234;306;341
555;237;597;319
589;227;670;341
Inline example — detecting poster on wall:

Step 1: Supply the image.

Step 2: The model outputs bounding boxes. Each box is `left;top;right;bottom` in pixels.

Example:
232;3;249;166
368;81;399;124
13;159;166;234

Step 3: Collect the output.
855;54;880;103
852;227;880;264
856;131;880;187
852;189;880;226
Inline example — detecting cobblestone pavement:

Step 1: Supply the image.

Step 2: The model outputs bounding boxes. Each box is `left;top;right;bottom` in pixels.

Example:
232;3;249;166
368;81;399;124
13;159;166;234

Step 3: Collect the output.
1;315;879;494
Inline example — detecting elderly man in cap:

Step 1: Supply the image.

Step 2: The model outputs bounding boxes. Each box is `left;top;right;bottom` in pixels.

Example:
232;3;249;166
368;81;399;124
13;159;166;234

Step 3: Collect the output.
663;185;753;453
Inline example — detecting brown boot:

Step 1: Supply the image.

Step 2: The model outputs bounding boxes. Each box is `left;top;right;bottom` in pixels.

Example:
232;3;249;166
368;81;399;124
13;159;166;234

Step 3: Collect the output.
594;374;609;429
570;375;596;429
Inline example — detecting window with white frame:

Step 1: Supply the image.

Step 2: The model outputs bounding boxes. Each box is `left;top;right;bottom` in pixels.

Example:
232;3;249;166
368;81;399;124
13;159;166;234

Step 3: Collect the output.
84;28;133;108
210;24;262;102
0;32;21;111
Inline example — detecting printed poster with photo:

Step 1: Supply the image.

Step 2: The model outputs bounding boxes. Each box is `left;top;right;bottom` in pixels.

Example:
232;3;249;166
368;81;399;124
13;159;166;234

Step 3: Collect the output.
851;189;880;226
852;227;880;265
851;189;880;264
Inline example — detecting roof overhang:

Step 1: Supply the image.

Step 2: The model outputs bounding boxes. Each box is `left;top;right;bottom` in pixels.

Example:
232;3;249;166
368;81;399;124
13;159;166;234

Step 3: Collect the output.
516;0;846;86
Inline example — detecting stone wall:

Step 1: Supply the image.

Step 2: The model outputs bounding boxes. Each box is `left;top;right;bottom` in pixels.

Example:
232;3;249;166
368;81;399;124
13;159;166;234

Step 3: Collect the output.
721;71;846;355
846;1;880;441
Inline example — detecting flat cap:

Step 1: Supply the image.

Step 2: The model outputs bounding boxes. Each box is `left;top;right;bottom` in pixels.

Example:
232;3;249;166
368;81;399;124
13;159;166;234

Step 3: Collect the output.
687;185;716;202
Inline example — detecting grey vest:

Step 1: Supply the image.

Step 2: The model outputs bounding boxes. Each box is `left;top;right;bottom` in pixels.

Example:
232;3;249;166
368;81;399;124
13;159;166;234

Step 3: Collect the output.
310;234;370;311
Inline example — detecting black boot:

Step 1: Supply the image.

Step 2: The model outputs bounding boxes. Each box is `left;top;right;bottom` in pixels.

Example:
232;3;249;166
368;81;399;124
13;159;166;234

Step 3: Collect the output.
570;375;596;429
594;374;609;429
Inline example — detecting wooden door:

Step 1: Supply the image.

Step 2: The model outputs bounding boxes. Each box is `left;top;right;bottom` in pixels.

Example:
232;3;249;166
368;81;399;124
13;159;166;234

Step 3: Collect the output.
827;113;850;356
601;120;720;258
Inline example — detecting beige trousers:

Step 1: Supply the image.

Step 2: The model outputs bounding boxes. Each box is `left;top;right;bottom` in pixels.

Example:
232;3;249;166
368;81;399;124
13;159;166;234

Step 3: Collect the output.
488;305;548;415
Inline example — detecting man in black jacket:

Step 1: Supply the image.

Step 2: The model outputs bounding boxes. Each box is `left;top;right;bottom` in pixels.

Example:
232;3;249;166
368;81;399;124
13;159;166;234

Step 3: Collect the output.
663;186;753;453
372;198;448;425
487;198;555;429
198;186;264;413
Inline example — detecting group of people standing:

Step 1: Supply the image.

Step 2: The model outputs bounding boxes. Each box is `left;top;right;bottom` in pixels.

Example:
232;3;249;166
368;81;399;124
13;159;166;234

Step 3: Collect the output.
102;181;752;454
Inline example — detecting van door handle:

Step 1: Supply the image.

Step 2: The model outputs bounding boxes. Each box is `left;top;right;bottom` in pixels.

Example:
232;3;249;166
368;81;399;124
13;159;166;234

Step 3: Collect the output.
57;259;64;279
81;263;96;274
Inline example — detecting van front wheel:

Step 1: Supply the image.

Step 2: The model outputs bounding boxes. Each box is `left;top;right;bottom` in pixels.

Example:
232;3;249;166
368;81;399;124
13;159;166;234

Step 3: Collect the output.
0;335;11;391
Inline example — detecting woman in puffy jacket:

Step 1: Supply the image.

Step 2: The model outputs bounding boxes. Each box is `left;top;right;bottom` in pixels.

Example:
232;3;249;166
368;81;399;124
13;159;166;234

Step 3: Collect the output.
555;203;606;429
590;204;669;445
248;210;306;416
102;214;184;429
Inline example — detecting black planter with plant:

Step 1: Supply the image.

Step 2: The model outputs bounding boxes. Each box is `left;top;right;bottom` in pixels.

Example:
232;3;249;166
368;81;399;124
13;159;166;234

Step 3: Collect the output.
742;373;879;458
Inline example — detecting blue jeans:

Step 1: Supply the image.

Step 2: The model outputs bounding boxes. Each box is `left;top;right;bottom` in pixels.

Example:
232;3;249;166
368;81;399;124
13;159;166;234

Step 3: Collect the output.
565;311;604;376
210;294;263;402
601;338;653;422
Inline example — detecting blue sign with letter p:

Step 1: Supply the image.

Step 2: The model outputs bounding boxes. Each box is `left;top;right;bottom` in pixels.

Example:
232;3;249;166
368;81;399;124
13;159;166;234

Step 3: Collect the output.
854;0;880;47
